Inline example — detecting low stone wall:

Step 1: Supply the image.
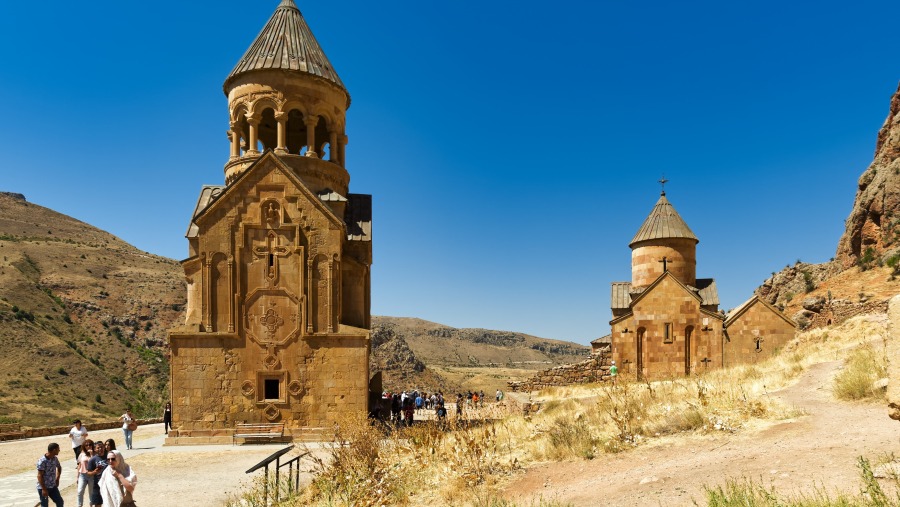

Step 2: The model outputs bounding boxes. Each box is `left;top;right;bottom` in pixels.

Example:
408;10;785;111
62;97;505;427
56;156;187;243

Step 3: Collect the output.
508;349;612;392
888;295;900;422
796;298;889;330
6;418;163;441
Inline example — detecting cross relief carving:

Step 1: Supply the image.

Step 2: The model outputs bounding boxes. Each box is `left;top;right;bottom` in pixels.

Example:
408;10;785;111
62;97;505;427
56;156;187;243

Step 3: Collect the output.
259;304;284;338
253;232;290;285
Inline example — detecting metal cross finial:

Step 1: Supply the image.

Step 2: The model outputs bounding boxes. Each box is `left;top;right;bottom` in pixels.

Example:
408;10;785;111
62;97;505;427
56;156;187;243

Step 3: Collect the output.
659;176;669;196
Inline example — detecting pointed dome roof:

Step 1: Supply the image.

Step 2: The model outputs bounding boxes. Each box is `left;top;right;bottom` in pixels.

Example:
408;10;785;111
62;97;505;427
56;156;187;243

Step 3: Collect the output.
224;0;346;92
629;192;699;248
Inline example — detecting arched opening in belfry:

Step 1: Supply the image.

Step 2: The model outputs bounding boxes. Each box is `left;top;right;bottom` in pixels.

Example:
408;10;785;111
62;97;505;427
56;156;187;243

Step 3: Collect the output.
258;107;278;152
313;117;329;157
233;112;249;156
285;109;307;155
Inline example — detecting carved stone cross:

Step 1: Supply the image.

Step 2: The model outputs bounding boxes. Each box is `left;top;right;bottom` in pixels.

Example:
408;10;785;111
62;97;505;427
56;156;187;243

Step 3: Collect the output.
659;256;669;272
700;357;711;369
259;306;284;338
253;232;290;284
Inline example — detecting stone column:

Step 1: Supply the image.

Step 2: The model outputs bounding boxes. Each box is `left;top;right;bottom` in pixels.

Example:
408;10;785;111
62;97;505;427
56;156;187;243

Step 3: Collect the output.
339;134;348;166
274;112;288;154
229;122;241;159
329;130;338;162
246;114;260;155
304;115;319;158
227;256;235;333
203;253;212;332
306;259;314;333
327;256;334;332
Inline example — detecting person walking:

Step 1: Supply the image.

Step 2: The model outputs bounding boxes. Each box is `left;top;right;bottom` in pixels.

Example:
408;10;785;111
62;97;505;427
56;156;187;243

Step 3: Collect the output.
87;441;108;507
68;420;89;461
76;440;93;507
119;409;136;449
609;360;618;385
99;450;137;507
163;402;173;434
36;442;63;507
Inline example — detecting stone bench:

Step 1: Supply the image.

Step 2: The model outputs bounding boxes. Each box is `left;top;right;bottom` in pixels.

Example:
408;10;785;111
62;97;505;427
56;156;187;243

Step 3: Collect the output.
233;423;285;445
0;423;25;442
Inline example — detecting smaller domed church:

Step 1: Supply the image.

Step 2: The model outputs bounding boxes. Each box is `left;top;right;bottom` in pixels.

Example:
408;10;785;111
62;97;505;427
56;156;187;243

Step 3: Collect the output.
605;189;796;379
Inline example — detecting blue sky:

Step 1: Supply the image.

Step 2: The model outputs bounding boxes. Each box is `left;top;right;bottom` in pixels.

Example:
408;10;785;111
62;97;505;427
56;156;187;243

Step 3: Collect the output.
1;1;898;344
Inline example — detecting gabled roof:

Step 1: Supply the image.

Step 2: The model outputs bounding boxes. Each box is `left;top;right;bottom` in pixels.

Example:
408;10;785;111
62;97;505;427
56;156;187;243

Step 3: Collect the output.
193;151;344;232
631;270;702;307
187;185;226;238
610;282;632;310
346;194;372;242
591;335;611;345
225;0;346;93
724;295;796;328
629;193;699;248
693;278;719;306
317;188;347;202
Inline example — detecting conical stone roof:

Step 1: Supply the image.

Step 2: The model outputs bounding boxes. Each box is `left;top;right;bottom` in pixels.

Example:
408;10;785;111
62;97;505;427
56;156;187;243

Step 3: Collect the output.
629;193;699;248
225;0;345;92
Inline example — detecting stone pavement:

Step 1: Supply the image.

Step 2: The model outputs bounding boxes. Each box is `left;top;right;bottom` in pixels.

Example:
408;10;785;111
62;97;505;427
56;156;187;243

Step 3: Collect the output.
0;423;320;507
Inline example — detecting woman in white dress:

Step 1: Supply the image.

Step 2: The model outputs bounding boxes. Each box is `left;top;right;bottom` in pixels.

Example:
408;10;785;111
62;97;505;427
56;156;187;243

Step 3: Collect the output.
98;450;136;507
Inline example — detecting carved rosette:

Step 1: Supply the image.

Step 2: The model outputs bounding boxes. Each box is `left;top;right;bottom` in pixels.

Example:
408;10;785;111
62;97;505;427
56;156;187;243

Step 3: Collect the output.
241;381;255;397
288;380;303;397
263;404;281;422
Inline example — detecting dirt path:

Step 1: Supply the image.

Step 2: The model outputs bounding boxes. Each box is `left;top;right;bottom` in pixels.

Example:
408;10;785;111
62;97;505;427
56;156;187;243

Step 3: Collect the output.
505;360;899;506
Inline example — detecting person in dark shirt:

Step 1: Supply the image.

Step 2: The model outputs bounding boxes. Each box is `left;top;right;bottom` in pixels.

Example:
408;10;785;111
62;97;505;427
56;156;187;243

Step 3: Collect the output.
86;440;108;507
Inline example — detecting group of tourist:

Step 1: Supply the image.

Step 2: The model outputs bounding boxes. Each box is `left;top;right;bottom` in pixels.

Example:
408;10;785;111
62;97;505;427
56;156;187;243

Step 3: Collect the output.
37;414;141;507
376;388;506;427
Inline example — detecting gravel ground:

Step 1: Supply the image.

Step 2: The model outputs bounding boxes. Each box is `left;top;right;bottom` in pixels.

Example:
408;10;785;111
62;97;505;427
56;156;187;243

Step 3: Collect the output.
0;423;323;507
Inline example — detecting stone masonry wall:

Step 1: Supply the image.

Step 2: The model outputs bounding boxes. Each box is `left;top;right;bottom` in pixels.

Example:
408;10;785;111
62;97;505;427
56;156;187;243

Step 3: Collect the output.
508;348;612;392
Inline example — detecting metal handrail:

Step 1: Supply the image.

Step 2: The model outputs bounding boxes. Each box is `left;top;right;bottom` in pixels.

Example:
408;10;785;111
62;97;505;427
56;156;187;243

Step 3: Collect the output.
245;445;310;505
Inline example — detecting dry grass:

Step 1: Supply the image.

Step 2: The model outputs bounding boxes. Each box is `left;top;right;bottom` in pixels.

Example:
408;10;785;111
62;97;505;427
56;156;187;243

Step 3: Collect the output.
227;314;890;506
702;457;900;506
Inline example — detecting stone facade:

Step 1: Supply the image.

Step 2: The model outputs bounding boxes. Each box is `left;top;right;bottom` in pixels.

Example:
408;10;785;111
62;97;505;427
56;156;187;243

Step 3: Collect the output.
167;1;372;444
723;296;796;365
508;349;612;392
611;273;724;378
608;191;795;380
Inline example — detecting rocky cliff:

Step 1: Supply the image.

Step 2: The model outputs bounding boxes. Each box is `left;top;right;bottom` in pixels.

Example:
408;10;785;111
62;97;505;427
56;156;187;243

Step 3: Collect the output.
756;82;900;330
835;82;900;269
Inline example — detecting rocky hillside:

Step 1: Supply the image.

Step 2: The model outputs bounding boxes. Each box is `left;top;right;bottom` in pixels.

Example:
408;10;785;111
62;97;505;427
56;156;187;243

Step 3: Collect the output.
0;192;185;427
757;82;900;328
835;82;900;269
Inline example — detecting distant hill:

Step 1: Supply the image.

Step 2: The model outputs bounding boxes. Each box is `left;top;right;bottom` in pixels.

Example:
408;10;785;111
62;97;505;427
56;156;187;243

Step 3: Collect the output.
0;192;589;424
371;316;589;395
0;192;185;427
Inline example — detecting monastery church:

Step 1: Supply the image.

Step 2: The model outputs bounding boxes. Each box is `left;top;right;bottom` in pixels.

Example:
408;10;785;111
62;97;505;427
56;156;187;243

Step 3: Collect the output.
167;0;372;443
602;188;796;379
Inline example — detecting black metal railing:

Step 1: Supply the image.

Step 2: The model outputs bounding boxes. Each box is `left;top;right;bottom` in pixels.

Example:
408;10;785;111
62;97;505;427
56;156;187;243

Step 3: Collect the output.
245;445;310;506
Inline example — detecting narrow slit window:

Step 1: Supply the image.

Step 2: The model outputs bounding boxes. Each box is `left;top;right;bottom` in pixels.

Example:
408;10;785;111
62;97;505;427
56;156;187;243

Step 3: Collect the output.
664;323;673;343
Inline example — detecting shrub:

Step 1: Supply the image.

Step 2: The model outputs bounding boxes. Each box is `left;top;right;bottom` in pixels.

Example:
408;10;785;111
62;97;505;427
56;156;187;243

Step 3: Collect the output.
833;344;887;401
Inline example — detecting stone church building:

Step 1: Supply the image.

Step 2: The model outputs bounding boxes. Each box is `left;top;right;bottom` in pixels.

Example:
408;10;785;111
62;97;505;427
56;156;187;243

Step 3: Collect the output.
607;190;795;379
167;0;372;443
